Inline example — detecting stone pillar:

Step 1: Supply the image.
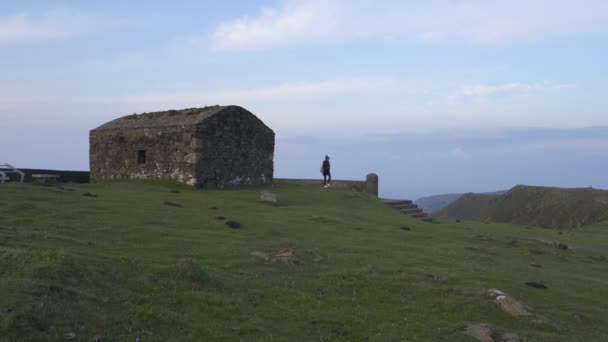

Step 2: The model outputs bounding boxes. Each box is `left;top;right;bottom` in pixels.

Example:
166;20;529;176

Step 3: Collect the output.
365;173;378;197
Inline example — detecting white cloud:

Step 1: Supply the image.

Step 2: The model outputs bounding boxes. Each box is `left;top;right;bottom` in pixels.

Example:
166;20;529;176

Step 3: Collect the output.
211;0;608;49
461;81;577;97
0;8;119;44
112;78;398;105
450;147;469;160
0;77;592;136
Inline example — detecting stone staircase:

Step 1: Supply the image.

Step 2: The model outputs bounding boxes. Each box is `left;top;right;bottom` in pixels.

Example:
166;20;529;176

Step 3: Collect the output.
383;199;433;222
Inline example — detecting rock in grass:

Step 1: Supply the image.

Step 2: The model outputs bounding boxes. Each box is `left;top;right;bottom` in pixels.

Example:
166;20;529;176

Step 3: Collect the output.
399;226;411;231
250;251;270;260
82;192;97;198
163;201;183;208
530;263;543;268
275;249;296;263
557;243;569;250
487;289;531;317
209;206;219;210
434;275;446;283
464;323;522;342
65;332;77;340
260;191;279;204
226;221;241;229
526;281;548;289
215;216;226;221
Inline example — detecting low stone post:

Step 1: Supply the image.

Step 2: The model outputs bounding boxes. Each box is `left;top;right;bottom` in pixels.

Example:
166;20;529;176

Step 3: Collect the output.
365;173;378;197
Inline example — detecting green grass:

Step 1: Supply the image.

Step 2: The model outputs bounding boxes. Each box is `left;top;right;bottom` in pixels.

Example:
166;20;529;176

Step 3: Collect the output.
0;182;607;341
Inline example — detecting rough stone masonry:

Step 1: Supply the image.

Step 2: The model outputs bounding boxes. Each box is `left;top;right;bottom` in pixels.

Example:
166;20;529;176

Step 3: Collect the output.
89;105;275;187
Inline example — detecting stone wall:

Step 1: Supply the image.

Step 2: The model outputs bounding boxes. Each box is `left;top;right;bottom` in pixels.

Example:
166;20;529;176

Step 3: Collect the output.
3;169;90;183
90;126;198;185
194;107;275;187
274;174;378;197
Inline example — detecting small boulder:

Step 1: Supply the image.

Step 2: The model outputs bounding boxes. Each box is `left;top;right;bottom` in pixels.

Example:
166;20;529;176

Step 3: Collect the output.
526;281;548;289
0;225;16;231
487;289;505;298
400;226;411;231
260;191;279;205
496;295;531;317
226;221;241;229
82;192;97;198
163;201;183;208
487;289;531;317
250;251;270;260
275;249;296;264
529;263;543;268
215;216;226;221
464;323;523;342
65;332;77;340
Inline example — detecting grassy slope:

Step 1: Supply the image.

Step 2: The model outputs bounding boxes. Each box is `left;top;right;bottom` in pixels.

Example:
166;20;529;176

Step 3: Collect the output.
0;182;607;341
435;185;608;229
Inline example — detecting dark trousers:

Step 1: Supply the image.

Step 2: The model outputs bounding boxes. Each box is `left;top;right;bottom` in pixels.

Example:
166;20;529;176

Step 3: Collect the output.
323;171;331;185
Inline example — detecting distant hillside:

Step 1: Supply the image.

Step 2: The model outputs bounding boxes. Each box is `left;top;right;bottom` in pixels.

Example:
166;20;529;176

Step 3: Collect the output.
415;193;463;213
435;185;608;229
433;193;500;219
416;190;505;213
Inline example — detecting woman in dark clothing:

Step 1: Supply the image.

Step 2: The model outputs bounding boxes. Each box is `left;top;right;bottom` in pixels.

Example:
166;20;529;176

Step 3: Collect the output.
321;155;331;187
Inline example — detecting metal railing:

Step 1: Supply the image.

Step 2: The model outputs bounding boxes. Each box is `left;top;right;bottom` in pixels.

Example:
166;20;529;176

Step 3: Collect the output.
0;163;25;183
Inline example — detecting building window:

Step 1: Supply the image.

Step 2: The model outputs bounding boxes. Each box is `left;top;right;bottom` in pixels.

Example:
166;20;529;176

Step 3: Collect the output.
137;150;146;164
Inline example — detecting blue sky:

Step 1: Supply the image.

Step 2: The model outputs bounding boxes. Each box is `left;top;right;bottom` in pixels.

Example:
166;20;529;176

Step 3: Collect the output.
1;1;608;199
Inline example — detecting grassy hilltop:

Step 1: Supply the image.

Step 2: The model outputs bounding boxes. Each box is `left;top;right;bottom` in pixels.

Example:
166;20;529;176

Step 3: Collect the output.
435;185;608;229
1;182;608;341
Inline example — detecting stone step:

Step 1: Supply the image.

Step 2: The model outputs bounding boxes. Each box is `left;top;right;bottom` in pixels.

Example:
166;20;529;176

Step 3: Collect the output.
410;213;429;219
400;208;423;215
392;203;417;210
383;199;413;206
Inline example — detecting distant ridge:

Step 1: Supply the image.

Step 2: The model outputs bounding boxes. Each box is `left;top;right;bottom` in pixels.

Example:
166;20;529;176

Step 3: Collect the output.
434;185;608;229
415;190;505;213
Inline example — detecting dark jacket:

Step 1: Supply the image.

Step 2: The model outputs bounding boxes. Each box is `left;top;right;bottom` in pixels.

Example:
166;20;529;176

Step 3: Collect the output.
321;160;330;173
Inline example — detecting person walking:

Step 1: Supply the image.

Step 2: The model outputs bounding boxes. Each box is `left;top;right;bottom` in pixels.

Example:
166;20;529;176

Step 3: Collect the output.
321;155;331;187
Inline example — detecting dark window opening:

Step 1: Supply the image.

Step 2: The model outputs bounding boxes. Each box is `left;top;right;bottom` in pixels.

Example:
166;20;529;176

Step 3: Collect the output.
137;150;146;164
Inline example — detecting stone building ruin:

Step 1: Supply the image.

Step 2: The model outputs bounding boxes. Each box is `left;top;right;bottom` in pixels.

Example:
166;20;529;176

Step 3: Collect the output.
90;105;275;187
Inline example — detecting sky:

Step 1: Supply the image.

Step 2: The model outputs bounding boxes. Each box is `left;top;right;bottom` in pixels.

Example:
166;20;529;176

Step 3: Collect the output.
1;0;608;199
